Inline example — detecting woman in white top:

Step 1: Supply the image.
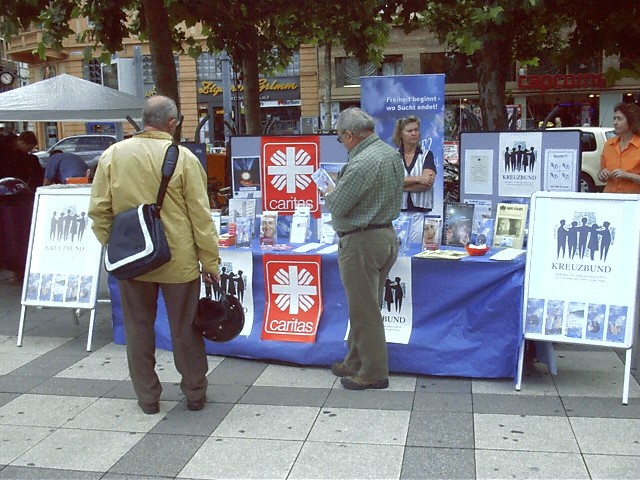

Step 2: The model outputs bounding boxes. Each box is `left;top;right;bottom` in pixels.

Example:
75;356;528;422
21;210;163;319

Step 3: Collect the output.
392;115;437;212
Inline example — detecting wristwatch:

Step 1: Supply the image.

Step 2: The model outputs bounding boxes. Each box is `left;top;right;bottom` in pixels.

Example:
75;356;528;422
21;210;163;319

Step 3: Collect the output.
0;71;14;85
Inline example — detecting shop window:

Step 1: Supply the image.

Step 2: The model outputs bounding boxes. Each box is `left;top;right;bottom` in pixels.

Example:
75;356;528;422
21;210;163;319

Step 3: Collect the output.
335;55;402;87
274;52;300;77
421;52;480;83
196;53;223;81
141;55;180;84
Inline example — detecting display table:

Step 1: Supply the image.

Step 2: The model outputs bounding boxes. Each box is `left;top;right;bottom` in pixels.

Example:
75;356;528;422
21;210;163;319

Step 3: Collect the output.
108;246;526;379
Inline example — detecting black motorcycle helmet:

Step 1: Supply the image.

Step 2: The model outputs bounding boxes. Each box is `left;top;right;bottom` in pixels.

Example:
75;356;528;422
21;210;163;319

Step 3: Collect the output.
195;282;245;342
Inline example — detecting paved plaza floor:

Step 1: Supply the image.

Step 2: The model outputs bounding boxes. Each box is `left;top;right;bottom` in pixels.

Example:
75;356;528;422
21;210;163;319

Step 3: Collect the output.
0;269;639;479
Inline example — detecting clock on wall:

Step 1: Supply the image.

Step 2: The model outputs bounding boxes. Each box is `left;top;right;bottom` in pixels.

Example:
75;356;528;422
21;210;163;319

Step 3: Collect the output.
0;71;15;85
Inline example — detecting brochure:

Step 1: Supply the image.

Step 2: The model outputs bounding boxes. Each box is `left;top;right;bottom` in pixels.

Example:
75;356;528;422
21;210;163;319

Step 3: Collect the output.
259;211;278;246
392;214;413;254
228;198;257;239
493;202;528;248
290;206;310;244
318;212;336;244
422;216;442;251
441;202;475;247
311;167;335;193
235;216;252;247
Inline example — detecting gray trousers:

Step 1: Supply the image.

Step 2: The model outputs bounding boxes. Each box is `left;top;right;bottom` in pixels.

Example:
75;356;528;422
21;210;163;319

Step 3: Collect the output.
337;226;399;381
118;277;208;404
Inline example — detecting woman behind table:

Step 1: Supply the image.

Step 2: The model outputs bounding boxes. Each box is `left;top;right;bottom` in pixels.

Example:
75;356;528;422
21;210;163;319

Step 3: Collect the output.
392;116;437;212
598;102;640;193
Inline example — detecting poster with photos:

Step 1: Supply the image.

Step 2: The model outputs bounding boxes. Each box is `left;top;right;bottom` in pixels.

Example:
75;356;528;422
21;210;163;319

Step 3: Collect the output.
523;192;639;349
21;186;103;308
441;202;474;247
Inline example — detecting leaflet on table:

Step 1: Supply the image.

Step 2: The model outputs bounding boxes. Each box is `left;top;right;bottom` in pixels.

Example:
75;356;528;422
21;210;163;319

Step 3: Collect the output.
259;211;278;246
414;249;469;260
235;216;252;248
492;202;528;249
289;206;310;244
318;212;336;244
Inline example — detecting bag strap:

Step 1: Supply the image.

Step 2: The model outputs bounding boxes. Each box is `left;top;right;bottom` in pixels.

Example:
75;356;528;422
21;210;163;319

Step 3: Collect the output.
156;144;180;208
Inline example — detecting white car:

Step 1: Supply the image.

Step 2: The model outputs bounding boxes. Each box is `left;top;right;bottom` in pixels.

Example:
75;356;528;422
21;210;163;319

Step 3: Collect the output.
35;134;117;170
547;127;616;192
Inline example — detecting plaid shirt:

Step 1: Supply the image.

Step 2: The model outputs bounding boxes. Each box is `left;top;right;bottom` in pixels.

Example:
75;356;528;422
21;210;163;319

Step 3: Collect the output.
326;133;404;233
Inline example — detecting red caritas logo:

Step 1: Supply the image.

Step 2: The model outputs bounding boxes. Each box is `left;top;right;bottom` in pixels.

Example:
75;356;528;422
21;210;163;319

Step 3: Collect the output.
261;254;323;343
261;136;320;217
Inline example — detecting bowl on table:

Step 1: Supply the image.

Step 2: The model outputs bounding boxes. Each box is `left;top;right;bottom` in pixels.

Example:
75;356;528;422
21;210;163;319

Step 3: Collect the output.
464;244;490;256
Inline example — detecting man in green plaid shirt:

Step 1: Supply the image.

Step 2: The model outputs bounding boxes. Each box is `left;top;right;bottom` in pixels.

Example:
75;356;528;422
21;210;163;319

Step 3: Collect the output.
323;107;403;390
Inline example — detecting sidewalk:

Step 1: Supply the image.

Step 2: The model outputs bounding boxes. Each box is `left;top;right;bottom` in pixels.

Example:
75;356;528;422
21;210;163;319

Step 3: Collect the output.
0;270;639;479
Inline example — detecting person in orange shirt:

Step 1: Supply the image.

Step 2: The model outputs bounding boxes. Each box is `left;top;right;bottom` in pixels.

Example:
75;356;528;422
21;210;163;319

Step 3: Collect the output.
598;102;640;193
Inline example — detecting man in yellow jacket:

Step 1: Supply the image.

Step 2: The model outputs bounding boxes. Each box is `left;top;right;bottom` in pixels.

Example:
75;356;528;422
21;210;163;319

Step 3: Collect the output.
89;95;220;414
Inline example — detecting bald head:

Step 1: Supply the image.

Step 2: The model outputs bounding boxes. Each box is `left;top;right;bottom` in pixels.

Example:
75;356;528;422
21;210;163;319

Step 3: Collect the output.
142;95;179;134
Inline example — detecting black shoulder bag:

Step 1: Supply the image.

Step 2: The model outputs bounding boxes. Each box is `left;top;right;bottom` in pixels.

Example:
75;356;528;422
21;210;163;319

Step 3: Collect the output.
105;144;179;280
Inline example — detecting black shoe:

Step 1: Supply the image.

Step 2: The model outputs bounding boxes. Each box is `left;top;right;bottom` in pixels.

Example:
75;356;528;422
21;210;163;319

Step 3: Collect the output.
138;401;160;414
330;362;357;378
340;376;389;390
187;396;206;411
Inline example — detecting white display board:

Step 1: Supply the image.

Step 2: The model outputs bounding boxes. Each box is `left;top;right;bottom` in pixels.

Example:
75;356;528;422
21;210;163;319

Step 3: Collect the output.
516;191;640;403
17;186;104;350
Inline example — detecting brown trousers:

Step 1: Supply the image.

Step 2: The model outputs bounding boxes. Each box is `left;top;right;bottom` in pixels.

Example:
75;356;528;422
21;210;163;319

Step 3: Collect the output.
118;277;208;404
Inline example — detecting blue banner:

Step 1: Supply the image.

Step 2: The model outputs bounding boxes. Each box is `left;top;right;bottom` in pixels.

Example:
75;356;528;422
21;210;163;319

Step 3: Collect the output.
361;74;445;218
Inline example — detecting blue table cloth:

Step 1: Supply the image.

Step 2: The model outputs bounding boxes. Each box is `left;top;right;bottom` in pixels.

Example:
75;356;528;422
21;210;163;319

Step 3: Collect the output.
109;246;525;378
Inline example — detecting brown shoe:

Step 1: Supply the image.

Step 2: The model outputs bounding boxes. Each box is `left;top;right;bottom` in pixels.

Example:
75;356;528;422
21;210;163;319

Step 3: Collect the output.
138;401;160;414
187;396;206;411
330;362;357;378
341;376;389;390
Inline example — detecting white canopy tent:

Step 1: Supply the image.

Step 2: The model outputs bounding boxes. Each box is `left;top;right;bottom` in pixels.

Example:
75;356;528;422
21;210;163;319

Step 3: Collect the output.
0;74;144;122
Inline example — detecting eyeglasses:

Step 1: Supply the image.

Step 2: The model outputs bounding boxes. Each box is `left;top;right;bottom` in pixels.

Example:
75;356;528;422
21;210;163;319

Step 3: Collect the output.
336;131;347;144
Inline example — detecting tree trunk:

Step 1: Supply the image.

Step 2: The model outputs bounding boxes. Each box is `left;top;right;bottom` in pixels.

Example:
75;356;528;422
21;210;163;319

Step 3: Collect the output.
242;25;262;135
476;37;509;131
141;0;181;139
323;42;333;130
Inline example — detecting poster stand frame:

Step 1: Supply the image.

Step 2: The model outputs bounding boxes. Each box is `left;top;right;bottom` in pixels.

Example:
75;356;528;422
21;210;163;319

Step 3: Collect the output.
16;186;104;352
515;191;639;404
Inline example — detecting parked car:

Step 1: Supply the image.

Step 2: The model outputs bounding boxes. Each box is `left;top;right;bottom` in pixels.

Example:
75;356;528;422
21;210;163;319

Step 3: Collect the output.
547;127;616;192
35;134;117;170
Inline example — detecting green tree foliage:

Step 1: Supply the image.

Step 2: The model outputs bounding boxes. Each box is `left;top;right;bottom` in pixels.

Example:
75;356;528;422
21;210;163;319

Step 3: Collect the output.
0;0;394;135
394;0;568;130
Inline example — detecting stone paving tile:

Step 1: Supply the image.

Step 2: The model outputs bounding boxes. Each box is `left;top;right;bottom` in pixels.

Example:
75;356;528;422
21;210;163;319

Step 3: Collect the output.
563;395;640;418
0;466;103;479
308;407;409;445
289;441;404;479
149;402;234;436
108;433;206;478
474;414;580;453
0;394;95;427
475;449;589;479
177;437;302;480
406;411;474;449
205;357;268;386
401;446;475;480
584;454;640;480
28;377;121;397
7;353;85;377
552;369;640;398
253;363;337;389
0;424;54;465
324;389;414;411
412;392;472;413
0;374;48;393
212;404;319;441
239;385;331;407
472;392;566;416
570;417;640;455
415;376;472;393
63;397;173;432
10;428;144;472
